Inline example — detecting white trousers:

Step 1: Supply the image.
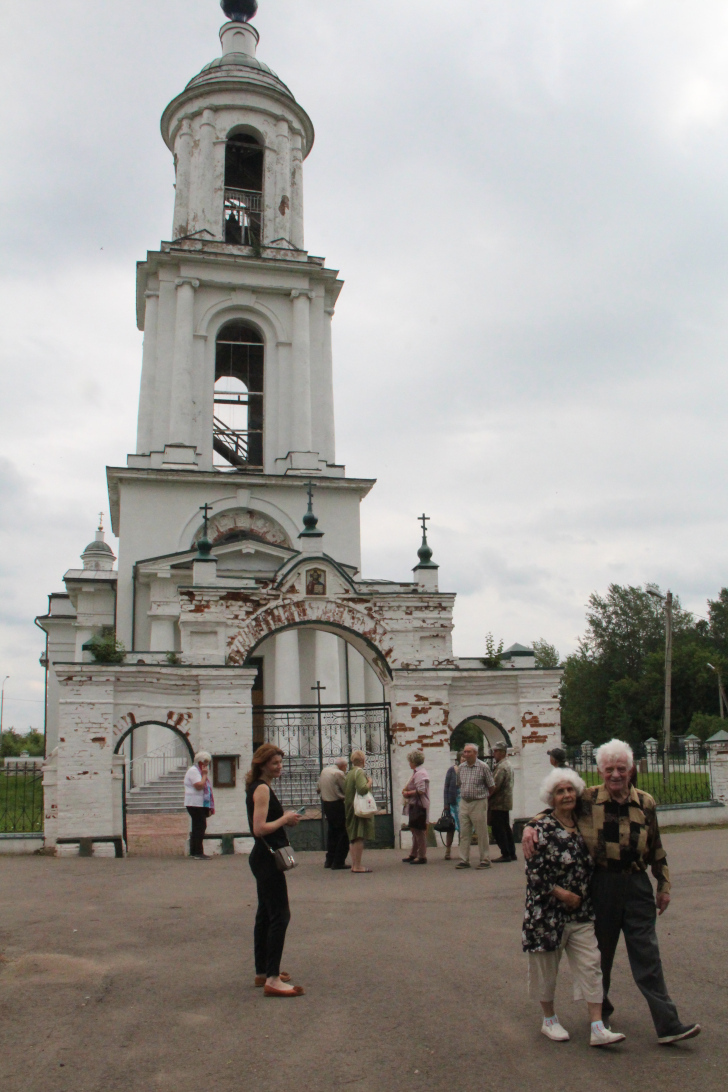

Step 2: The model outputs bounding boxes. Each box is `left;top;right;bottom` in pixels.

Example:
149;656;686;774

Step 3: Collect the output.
528;921;603;1004
458;797;490;864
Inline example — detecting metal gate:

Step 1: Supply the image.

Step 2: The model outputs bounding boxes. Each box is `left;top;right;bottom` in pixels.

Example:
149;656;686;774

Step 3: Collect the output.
260;702;393;818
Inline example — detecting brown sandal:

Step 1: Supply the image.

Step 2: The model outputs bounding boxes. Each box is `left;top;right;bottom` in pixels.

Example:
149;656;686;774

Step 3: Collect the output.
263;984;305;997
255;973;291;987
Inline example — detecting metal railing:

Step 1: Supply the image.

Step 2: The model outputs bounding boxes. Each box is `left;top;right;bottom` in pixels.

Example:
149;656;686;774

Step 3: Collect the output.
565;742;715;806
0;759;43;833
224;187;263;246
128;738;189;790
212;415;263;469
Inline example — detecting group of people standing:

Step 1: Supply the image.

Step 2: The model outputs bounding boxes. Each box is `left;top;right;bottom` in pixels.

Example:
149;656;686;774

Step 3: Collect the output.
186;734;702;1049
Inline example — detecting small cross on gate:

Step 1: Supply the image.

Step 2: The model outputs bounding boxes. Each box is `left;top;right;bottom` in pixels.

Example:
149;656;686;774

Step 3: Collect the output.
307;481;315;507
311;680;327;705
199;503;214;537
419;513;430;537
98;512;104;531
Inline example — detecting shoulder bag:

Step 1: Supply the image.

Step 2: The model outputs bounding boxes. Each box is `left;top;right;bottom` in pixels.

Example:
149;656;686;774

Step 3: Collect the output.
353;773;378;818
263;836;298;872
433;808;456;834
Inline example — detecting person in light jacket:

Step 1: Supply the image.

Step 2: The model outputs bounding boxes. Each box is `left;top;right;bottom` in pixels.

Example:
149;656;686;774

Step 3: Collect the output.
344;750;375;873
402;751;430;864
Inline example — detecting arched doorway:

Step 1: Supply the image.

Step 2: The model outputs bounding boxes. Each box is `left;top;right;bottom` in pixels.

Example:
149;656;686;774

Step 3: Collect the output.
243;623;393;849
450;716;511;763
114;722;194;849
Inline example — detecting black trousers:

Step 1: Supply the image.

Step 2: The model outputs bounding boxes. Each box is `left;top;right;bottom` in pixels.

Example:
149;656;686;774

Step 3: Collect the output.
323;799;350;867
592;870;682;1038
249;844;291;978
490;810;516;859
186;806;209;857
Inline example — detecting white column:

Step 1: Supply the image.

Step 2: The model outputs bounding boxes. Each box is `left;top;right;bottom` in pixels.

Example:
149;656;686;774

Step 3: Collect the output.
169;278;199;444
290;133;304;250
346;646;366;704
173;119;193;239
274;630;301;705
320;306;336;464
197;109;217;238
136;290;159;454
315;630;341;704
275;119;291;241
290;291;313;451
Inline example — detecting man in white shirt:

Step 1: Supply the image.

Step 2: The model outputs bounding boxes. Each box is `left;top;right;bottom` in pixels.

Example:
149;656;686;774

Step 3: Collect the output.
317;758;350;870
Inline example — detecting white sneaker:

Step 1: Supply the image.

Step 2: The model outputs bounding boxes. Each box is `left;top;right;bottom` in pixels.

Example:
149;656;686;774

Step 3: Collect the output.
541;1020;570;1042
591;1026;626;1047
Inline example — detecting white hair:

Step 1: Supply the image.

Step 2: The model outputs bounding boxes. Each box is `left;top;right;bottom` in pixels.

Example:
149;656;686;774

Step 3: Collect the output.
595;738;634;773
335;757;348;770
194;751;212;766
539;767;586;807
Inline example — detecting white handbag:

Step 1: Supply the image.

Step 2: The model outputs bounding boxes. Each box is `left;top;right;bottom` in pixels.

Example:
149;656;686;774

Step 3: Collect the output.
354;789;378;818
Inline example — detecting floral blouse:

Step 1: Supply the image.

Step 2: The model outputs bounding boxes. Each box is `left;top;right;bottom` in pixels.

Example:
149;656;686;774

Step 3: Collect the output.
522;812;595;953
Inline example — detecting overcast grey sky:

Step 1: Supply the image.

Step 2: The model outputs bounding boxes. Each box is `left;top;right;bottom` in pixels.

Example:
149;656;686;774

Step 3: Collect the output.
2;0;728;730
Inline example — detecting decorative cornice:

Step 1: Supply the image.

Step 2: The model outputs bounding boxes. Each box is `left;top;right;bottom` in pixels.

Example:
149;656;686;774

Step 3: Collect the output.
176;277;201;289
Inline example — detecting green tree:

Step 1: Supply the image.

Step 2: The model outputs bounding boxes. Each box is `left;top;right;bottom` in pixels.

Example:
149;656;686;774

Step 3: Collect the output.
1;729;45;758
560;583;723;747
533;638;561;668
482;633;504;670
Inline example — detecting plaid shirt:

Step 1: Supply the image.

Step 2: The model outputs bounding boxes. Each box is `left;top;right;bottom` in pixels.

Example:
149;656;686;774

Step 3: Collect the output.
578;784;671;894
456;759;495;800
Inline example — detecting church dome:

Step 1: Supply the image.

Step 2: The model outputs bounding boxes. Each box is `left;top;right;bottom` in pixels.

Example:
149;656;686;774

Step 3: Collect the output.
186;53;294;101
81;523;116;571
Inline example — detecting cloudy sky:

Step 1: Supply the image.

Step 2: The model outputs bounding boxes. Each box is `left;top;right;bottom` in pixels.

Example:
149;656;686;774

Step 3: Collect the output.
1;0;728;730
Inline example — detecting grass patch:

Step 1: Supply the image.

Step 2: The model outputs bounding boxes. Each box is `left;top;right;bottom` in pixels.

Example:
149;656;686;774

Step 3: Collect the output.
0;771;43;833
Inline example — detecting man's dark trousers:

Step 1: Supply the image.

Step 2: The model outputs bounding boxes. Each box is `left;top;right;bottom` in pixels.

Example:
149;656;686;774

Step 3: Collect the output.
592;870;682;1037
323;799;349;867
490;810;516;859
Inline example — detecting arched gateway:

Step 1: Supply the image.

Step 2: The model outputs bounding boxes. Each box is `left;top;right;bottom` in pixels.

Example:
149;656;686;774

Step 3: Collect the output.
36;9;563;858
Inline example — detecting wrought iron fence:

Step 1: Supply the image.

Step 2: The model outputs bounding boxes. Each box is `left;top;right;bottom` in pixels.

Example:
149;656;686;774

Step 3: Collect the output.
261;703;392;811
565;742;715;806
224;187;263;246
0;760;43;833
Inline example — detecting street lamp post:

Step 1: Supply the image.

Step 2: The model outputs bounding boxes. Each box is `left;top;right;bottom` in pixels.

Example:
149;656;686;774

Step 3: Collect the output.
0;675;9;758
707;663;727;718
647;589;672;784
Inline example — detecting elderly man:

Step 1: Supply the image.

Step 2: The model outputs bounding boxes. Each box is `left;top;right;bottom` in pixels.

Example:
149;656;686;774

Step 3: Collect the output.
522;738;700;1044
456;742;495;869
317;758;350;870
489;741;516;863
548;747;568;768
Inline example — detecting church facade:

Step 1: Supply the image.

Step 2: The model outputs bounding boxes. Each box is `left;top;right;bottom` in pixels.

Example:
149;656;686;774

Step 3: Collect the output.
36;9;562;855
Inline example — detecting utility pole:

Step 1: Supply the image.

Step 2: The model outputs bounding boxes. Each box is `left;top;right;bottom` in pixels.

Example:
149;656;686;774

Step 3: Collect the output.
647;589;672;785
663;591;673;785
0;676;9;758
707;663;727;718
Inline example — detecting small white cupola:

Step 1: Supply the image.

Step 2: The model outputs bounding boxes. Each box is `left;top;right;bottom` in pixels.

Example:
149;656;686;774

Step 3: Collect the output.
81;516;116;572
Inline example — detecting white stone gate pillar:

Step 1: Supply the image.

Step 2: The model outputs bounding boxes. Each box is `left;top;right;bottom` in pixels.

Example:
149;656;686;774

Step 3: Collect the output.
709;742;728;804
198;667;258;838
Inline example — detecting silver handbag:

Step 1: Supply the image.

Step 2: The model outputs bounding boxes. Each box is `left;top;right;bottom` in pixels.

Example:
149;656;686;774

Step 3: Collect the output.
265;838;298;872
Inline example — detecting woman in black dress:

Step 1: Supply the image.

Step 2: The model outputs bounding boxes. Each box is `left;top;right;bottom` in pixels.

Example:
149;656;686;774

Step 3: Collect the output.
246;743;304;996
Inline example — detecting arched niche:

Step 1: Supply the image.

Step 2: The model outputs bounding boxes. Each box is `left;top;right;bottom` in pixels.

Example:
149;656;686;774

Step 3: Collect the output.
450;716;511;758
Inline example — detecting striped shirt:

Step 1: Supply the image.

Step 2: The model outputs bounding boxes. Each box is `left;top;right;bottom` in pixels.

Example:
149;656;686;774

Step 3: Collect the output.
456;759;495;800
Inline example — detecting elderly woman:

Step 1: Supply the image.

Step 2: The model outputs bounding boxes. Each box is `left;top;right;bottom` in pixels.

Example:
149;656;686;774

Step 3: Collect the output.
522;738;700;1045
344;750;375;874
183;750;214;860
523;767;626;1047
402;751;431;864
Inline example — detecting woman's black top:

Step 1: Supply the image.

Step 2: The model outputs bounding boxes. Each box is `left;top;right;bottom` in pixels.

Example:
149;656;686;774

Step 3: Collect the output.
246;778;288;850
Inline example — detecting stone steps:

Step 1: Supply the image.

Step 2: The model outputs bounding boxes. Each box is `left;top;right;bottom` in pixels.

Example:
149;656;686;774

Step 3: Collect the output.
126;766;187;814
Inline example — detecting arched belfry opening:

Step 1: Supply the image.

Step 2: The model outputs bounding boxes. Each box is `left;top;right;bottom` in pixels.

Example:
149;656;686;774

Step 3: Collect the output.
224;133;264;245
213;320;264;468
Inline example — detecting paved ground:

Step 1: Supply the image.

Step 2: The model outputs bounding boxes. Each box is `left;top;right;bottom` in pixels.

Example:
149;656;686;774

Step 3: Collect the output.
1;829;725;1092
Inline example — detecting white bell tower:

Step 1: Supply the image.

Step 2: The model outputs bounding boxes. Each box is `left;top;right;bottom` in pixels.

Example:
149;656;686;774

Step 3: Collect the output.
132;2;340;476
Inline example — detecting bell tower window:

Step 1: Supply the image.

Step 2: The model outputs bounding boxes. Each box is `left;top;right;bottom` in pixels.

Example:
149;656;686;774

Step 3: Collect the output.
224;133;264;246
214;321;264;469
